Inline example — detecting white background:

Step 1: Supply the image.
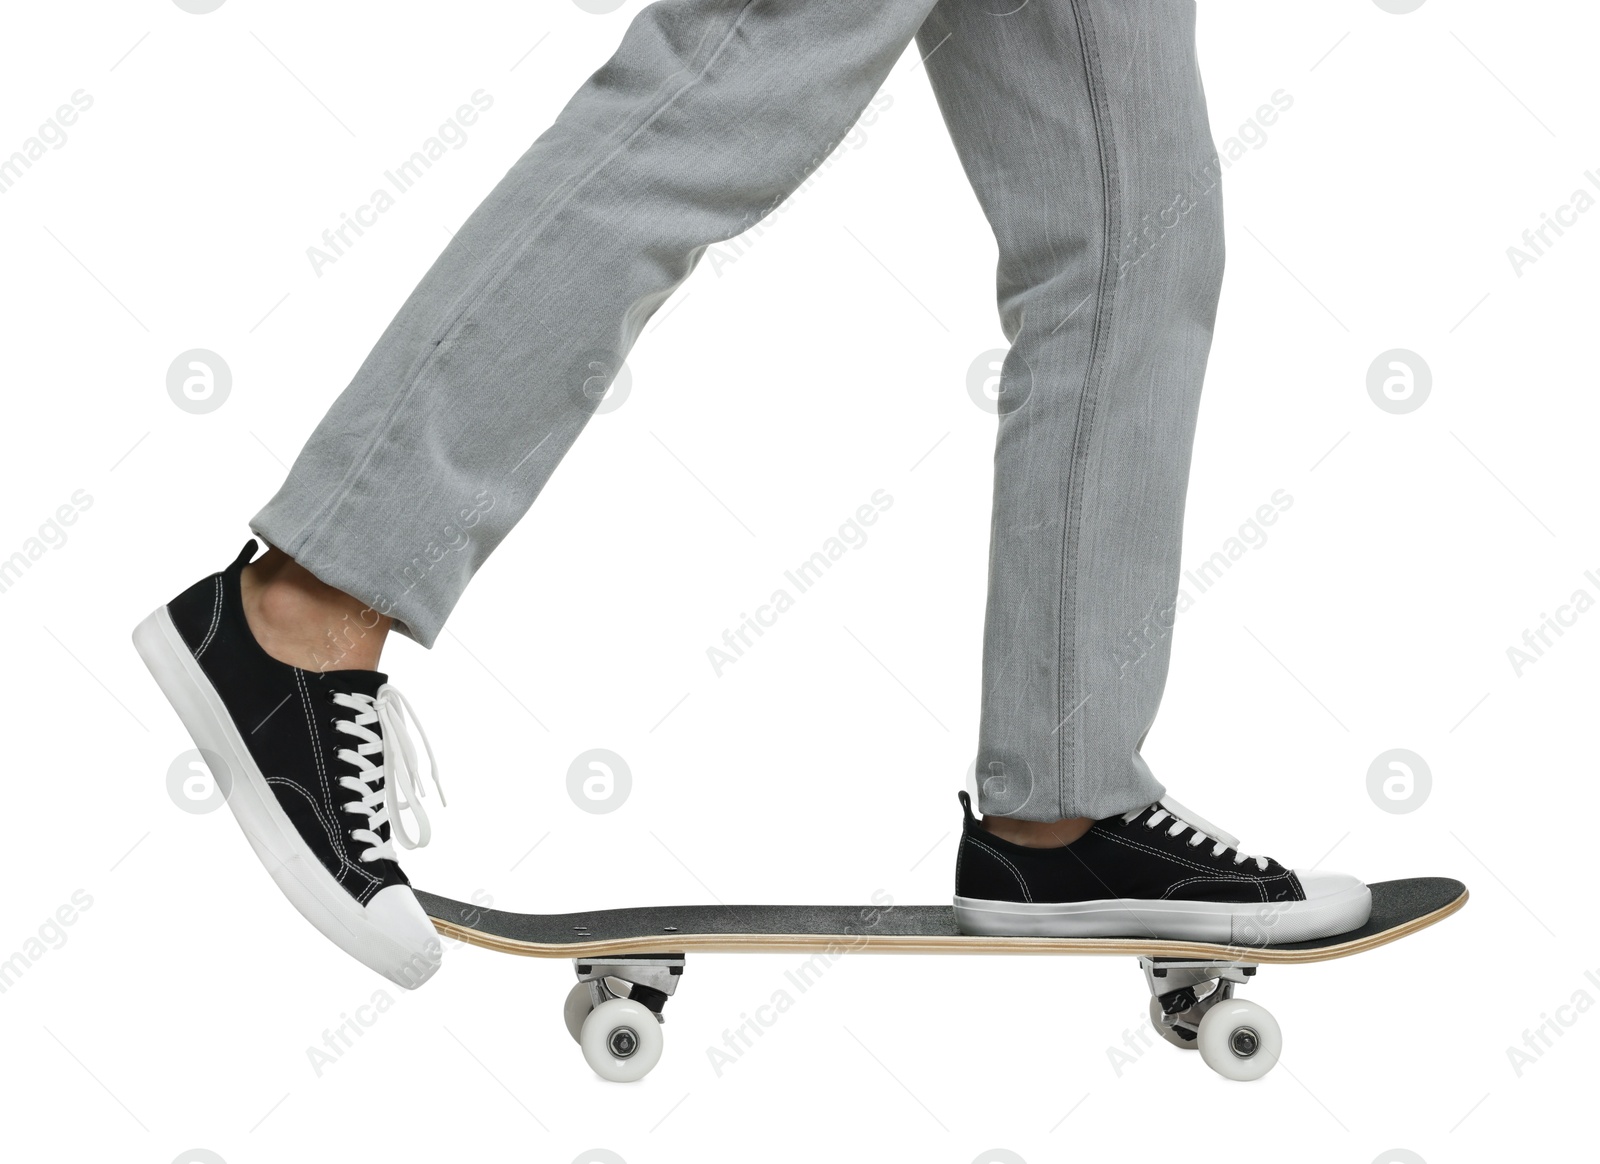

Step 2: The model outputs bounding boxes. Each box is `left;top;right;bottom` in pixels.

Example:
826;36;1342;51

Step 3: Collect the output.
1;1;1594;1161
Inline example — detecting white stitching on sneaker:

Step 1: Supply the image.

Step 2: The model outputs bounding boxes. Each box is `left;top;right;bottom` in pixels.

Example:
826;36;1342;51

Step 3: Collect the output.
196;575;223;658
290;669;377;885
264;777;378;887
1162;873;1281;904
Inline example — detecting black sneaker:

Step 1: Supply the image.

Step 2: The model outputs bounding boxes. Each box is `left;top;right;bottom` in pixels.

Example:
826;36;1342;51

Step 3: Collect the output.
952;791;1369;944
133;541;445;988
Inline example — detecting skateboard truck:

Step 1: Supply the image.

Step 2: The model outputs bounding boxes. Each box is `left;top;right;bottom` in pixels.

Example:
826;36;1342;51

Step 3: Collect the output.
1138;956;1280;1079
571;954;685;1019
563;955;686;1081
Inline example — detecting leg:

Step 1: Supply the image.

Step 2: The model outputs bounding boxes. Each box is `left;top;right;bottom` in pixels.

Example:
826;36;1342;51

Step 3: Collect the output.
919;0;1225;824
936;2;1370;942
241;546;391;672
138;0;942;987
252;0;939;648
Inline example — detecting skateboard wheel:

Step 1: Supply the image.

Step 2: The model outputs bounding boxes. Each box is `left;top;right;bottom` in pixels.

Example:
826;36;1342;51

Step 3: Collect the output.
1147;997;1198;1051
564;982;595;1044
580;998;663;1082
1195;998;1281;1081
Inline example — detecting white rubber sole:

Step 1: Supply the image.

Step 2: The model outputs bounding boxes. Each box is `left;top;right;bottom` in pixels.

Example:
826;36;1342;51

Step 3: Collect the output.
954;880;1372;945
133;606;441;989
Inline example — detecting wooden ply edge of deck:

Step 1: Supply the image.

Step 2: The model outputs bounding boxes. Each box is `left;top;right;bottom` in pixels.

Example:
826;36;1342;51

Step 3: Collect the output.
427;887;1467;965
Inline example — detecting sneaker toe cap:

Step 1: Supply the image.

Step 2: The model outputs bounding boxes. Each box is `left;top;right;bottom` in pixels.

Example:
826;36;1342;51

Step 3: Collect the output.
1293;867;1367;900
1292;867;1373;933
365;885;444;989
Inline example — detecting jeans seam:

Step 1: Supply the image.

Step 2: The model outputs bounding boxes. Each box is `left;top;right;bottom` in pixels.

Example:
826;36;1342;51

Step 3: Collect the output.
1057;0;1121;820
287;0;764;562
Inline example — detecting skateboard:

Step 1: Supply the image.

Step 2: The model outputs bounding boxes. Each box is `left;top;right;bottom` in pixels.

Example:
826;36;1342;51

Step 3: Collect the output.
417;876;1467;1082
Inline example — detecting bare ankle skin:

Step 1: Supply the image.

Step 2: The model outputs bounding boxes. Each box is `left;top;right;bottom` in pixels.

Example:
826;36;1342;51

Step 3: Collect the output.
240;548;391;672
979;815;1094;848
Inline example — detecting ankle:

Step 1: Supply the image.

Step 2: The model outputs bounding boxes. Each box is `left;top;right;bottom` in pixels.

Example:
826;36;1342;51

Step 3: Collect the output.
240;549;390;672
979;814;1093;848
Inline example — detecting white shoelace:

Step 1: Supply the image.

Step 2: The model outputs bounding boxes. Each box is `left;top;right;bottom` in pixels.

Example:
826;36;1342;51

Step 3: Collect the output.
1121;796;1268;870
331;684;445;863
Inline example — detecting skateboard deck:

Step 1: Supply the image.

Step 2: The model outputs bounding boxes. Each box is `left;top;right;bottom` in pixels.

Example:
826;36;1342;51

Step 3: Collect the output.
417;877;1465;964
416;878;1466;1082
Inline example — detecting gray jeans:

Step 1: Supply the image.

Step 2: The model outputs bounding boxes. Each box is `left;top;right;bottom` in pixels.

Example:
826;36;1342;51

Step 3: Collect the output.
253;0;1224;822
